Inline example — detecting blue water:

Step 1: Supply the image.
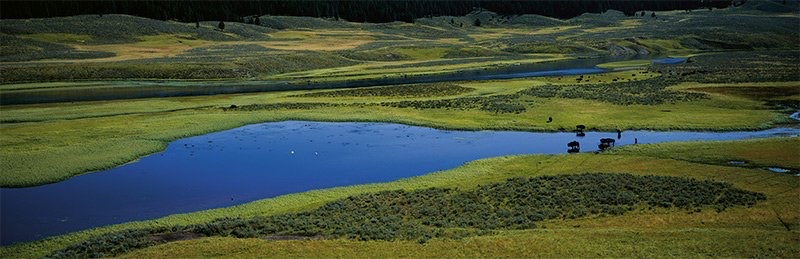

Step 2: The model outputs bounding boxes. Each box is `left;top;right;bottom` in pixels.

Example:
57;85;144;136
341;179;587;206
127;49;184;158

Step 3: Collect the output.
1;121;797;245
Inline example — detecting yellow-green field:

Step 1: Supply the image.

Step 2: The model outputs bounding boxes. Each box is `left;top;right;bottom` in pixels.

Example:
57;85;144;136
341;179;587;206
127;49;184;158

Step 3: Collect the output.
2;136;797;258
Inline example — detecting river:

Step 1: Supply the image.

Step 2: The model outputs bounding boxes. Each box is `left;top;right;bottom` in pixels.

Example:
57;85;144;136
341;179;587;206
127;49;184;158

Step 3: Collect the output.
0;120;796;245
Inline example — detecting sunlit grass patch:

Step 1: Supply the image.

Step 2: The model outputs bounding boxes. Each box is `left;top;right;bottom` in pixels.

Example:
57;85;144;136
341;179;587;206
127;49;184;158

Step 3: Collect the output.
293;83;474;98
120;228;800;258
596;59;652;69
610;137;800;170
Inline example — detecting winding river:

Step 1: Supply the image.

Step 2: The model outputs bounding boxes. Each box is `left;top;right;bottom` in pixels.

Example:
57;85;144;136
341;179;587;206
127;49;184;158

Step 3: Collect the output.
0;56;678;105
1;121;798;245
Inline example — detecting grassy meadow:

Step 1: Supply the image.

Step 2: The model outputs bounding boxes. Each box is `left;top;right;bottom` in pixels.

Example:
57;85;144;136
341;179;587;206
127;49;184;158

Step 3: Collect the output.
0;2;799;258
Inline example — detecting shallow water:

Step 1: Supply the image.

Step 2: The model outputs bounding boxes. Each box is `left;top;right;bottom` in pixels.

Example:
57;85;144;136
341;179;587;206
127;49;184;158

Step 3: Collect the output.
790;111;800;121
1;121;797;245
767;167;792;173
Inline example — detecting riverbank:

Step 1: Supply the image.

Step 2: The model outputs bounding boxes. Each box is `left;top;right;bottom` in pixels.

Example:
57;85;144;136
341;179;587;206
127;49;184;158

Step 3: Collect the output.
2;136;797;258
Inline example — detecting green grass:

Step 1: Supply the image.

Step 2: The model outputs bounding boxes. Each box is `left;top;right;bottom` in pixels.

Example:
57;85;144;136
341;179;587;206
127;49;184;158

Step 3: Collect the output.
293;82;474;98
610;137;800;170
2;136;797;258
596;59;652;69
119;228;798;258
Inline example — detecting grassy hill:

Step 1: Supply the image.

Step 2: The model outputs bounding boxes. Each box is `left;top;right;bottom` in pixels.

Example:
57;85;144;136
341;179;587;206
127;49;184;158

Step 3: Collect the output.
0;8;796;82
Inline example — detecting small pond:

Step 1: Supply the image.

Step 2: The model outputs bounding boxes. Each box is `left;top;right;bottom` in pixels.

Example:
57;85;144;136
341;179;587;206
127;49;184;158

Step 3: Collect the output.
1;121;797;245
767;167;792;174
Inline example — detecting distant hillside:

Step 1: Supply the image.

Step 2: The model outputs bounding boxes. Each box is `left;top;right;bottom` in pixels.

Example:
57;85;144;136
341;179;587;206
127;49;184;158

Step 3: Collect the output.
0;14;272;44
0;0;746;23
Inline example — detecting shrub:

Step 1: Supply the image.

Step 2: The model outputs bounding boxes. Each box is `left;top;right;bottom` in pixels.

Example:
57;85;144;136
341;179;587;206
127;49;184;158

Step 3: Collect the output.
50;173;765;258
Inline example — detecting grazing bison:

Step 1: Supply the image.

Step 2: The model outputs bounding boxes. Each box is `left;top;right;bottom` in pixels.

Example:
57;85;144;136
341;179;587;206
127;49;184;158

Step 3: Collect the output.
600;138;616;146
567;141;580;153
575;125;586;137
598;138;616;150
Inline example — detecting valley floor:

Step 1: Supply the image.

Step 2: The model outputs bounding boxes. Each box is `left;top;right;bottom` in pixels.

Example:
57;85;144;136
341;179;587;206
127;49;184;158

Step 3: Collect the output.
0;4;798;257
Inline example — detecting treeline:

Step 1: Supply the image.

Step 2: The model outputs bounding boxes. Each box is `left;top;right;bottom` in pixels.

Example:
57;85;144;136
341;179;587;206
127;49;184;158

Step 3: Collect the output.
2;0;740;22
50;173;765;258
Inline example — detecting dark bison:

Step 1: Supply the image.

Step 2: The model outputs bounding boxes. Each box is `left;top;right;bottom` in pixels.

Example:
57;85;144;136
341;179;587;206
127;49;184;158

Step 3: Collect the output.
567;141;580;153
575;125;586;137
598;138;616;150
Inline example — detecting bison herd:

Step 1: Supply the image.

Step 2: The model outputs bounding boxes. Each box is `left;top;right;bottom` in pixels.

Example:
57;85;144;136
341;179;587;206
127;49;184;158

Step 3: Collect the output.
566;124;629;153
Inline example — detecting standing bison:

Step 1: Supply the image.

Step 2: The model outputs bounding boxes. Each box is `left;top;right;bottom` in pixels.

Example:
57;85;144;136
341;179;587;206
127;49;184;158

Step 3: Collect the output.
598;138;616;150
567;141;580;153
575;125;586;137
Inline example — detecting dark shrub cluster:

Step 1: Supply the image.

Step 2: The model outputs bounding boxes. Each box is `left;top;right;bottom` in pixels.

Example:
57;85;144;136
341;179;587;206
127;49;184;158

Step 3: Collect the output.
520;79;707;105
50;173;765;258
657;51;800;83
222;102;336;111
0;48;358;83
49;229;156;258
295;83;474;98
0;34;115;62
0;63;250;83
381;94;527;114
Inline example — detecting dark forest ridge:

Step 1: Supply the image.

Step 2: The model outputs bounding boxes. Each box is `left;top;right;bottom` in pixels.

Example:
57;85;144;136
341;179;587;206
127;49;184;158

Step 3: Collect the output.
4;0;794;22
